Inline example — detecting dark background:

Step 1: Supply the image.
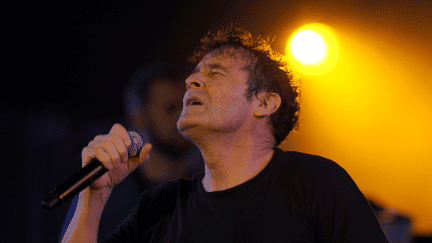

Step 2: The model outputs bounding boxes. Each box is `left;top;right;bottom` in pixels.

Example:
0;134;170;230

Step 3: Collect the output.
1;0;431;242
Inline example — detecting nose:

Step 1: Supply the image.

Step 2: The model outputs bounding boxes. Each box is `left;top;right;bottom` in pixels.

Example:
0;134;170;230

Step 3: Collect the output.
185;73;204;90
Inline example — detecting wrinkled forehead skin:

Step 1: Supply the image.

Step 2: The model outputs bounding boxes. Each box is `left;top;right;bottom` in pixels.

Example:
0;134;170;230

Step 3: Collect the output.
199;46;257;73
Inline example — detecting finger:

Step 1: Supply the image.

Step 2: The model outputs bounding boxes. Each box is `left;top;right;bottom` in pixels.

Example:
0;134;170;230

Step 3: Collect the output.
110;133;129;164
109;123;131;148
82;146;114;170
88;135;104;147
101;138;123;168
95;147;114;170
81;146;95;166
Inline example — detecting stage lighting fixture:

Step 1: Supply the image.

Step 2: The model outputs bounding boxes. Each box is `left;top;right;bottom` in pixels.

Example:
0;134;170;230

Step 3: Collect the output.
287;23;339;75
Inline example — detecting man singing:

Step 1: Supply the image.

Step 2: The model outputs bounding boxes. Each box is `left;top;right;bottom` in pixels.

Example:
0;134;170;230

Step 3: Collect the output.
62;25;388;242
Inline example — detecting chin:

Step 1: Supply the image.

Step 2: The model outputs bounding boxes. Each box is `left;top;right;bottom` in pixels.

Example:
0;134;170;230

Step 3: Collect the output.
178;124;197;133
177;117;196;133
177;120;203;143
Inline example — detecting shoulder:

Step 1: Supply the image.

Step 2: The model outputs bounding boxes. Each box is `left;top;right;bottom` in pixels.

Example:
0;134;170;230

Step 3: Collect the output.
275;150;388;242
272;149;359;199
274;148;347;178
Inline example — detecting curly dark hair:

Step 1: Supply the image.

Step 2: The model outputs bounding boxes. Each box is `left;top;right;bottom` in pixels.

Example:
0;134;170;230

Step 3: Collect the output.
188;24;301;147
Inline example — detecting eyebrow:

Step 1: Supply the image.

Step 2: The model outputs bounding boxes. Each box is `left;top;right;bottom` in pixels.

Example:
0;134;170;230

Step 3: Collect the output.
208;63;229;72
192;62;229;74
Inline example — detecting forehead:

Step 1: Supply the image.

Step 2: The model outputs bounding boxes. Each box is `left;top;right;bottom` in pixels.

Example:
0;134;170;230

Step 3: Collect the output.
198;47;252;71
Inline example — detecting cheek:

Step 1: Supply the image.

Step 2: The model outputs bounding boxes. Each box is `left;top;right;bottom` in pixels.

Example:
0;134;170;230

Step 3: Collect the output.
209;94;251;126
230;98;252;118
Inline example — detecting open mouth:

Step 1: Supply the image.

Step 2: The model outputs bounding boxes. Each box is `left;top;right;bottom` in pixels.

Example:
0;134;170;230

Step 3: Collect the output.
187;98;203;106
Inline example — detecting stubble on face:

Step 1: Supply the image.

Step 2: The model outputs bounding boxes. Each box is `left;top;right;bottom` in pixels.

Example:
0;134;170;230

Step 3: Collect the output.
177;48;255;139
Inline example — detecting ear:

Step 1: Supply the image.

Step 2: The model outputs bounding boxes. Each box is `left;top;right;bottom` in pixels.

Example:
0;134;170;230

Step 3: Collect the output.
253;91;281;118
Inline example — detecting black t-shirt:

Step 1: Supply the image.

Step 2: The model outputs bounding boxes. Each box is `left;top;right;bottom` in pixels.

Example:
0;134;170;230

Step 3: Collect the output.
101;148;388;243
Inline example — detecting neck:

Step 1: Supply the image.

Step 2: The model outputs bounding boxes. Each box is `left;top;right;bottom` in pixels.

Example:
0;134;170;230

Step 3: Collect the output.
196;131;274;192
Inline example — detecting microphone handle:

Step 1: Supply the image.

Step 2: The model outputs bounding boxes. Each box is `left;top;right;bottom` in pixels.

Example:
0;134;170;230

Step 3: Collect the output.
42;158;107;211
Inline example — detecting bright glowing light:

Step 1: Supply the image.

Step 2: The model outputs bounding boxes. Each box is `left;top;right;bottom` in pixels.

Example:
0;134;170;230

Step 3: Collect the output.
283;22;432;234
290;30;327;65
286;23;339;75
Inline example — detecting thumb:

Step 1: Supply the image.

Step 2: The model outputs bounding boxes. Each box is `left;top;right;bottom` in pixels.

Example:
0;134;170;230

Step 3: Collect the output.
128;143;152;169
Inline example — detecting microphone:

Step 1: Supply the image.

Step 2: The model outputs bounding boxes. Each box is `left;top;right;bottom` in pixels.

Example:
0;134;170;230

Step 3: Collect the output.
42;131;144;212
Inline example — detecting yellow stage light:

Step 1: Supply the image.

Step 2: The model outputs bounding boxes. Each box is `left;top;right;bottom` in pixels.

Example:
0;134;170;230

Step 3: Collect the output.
290;29;327;65
287;23;339;75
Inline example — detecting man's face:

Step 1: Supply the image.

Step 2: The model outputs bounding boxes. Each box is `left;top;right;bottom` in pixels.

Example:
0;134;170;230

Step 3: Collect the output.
177;47;254;138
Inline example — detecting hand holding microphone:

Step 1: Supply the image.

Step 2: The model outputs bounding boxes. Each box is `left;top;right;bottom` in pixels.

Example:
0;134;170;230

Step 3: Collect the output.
42;124;152;211
82;124;151;190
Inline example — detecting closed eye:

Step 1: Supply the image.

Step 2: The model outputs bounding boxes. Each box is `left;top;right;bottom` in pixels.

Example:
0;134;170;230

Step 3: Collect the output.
206;63;228;78
209;71;224;77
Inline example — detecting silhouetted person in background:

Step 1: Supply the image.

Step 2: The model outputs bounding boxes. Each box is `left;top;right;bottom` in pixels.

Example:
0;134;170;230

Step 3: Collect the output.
368;199;413;243
124;62;203;187
61;62;203;241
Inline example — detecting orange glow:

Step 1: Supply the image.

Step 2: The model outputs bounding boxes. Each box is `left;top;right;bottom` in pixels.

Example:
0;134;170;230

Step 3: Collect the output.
286;23;339;76
282;21;432;235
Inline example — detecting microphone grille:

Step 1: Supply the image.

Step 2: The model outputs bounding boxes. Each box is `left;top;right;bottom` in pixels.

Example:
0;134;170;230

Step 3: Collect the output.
127;131;144;157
